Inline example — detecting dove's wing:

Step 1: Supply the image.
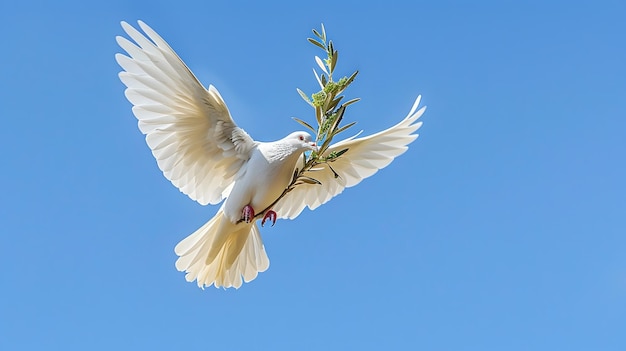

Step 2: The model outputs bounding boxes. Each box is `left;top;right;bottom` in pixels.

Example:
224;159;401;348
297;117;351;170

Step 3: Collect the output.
116;21;255;205
274;96;425;219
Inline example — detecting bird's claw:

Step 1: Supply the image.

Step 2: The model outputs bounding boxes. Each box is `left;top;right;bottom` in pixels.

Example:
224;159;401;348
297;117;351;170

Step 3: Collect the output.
242;205;255;223
261;210;277;227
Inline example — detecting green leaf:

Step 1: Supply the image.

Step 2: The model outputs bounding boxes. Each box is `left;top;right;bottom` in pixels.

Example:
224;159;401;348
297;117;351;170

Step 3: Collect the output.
334;121;357;135
319;134;334;155
322;92;333;112
292;117;316;133
329;105;345;133
295;176;322;185
315;56;328;75
327;164;340;179
326;147;349;161
328;95;343;111
296;88;314;107
312;68;323;89
344;70;359;87
334;148;349;158
342;97;361;107
307;38;325;50
312;29;323;40
320;24;327;42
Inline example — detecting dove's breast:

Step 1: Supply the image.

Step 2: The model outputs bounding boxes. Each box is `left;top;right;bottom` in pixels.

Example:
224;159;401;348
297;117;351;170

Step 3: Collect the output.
223;144;302;223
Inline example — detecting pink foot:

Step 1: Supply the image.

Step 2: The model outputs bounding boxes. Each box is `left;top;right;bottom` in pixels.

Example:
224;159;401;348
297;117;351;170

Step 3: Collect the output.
242;205;255;223
261;210;277;227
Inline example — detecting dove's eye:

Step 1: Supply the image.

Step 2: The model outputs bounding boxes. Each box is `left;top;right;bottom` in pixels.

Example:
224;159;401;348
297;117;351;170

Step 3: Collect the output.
298;135;304;141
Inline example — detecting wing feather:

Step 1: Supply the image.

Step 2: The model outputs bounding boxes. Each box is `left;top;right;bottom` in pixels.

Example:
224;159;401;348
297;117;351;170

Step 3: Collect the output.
116;21;256;205
274;96;426;219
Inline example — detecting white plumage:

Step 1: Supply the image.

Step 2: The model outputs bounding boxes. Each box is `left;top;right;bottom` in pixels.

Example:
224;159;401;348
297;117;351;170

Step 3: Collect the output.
116;20;426;289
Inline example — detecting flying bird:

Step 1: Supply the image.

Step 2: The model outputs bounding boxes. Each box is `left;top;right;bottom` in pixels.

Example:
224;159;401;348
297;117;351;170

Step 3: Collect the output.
116;21;426;289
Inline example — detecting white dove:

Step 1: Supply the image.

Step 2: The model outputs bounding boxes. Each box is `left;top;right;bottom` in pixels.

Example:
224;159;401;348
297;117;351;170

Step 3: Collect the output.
116;21;426;289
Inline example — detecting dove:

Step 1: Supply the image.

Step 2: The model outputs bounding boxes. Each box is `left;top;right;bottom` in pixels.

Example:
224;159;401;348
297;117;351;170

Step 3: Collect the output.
116;21;426;289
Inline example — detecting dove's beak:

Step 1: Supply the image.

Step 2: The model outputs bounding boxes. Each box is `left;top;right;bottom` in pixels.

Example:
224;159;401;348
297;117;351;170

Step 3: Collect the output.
309;142;318;152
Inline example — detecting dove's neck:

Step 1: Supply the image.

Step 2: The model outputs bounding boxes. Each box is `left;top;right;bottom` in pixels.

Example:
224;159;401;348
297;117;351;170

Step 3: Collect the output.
263;142;304;164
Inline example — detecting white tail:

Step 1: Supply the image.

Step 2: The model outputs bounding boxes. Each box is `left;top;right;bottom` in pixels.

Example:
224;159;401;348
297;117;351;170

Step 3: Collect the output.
174;208;270;289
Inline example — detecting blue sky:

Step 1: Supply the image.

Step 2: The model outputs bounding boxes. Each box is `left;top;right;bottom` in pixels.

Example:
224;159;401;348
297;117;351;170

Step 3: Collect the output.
2;1;625;350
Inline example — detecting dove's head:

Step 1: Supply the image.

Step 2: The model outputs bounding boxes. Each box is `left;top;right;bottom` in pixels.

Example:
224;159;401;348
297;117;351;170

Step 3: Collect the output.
285;131;318;152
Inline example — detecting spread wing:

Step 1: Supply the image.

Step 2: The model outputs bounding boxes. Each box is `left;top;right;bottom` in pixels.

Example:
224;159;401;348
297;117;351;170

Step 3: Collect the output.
274;96;425;219
116;21;255;205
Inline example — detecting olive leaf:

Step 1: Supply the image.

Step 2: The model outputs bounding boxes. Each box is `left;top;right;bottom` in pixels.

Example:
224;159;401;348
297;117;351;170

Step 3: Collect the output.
292;117;316;133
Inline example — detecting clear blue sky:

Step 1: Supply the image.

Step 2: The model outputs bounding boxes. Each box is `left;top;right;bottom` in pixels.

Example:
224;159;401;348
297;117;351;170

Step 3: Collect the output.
1;1;625;350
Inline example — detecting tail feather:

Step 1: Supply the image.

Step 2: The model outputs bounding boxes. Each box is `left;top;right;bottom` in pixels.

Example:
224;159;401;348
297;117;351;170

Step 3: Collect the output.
174;209;270;289
174;213;220;263
228;225;270;283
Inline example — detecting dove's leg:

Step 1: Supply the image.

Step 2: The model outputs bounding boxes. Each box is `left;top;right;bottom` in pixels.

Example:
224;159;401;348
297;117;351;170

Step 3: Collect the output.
242;205;255;223
261;210;277;227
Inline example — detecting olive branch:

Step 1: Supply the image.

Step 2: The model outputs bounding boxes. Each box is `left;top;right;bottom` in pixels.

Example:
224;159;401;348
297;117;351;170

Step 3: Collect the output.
252;24;359;221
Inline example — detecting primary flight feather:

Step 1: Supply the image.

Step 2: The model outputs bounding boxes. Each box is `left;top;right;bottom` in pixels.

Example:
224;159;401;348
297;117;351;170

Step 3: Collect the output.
116;20;426;289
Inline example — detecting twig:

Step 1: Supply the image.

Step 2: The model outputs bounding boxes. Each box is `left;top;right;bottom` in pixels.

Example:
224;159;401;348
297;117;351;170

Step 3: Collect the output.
239;24;359;224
